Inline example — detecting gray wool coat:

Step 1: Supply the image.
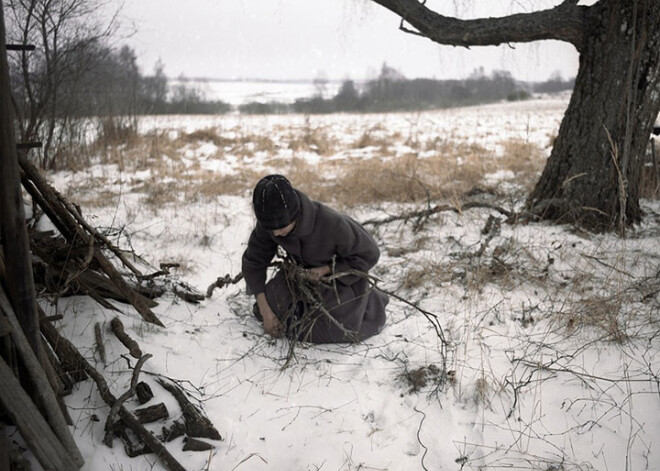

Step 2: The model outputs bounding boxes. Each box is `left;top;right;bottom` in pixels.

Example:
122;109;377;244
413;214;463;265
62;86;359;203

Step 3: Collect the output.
242;190;388;343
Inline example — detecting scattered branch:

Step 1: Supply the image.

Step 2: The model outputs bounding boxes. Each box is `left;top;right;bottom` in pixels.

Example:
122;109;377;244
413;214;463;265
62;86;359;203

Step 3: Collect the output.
41;317;186;471
206;272;244;298
361;201;513;228
94;322;106;365
103;354;152;447
110;317;142;359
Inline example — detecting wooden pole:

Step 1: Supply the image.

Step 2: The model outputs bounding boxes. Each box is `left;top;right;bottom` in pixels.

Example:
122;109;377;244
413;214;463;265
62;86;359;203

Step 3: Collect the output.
0;357;79;471
0;3;41;355
0;286;84;467
0;422;10;470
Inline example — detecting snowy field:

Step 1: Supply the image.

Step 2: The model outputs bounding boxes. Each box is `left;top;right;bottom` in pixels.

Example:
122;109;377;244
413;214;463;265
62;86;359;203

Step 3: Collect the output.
170;78;344;105
23;97;660;470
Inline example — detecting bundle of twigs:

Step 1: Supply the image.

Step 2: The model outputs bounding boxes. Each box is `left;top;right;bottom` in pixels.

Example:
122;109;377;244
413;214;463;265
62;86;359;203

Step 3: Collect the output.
207;257;451;376
1;156;209;471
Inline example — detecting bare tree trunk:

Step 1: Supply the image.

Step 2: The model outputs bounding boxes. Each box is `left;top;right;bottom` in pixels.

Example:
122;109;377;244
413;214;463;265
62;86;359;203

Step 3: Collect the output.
527;0;660;231
369;0;660;232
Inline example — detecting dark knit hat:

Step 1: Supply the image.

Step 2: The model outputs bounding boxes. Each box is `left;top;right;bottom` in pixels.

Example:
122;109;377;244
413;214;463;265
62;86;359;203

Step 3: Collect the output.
252;175;301;230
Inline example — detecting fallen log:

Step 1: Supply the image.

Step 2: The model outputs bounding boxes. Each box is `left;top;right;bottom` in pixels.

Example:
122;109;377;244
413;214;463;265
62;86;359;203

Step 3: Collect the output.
157;378;222;440
134;402;169;424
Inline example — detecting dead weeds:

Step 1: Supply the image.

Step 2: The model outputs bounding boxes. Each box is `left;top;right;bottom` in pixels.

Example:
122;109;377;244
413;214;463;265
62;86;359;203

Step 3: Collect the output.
60;117;553;213
400;364;443;394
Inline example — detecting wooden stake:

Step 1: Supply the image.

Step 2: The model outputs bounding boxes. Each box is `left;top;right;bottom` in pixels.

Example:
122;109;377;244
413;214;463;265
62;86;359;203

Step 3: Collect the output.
0;0;41;359
0;286;84;467
0;357;79;471
0;422;10;471
94;322;106;365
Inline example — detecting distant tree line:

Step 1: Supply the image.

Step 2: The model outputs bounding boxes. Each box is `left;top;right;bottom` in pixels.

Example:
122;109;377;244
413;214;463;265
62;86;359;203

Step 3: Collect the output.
239;65;575;115
5;0;230;169
4;0;573;170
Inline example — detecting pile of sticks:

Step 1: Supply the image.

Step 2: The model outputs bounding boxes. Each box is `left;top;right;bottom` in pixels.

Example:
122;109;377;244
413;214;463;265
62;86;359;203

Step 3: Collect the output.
20;153;167;326
22;152;204;317
1;284;222;471
1;146;208;471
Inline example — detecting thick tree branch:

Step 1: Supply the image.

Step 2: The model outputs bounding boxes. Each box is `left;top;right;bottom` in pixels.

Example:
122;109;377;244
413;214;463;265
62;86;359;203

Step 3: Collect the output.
370;0;588;50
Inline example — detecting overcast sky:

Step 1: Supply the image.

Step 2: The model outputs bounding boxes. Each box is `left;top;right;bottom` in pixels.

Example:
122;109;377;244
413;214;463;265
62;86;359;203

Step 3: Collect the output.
115;0;587;82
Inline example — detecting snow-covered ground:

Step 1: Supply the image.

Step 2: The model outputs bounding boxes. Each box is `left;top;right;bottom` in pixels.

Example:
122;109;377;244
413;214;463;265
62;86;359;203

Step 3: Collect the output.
170;78;344;105
16;97;660;470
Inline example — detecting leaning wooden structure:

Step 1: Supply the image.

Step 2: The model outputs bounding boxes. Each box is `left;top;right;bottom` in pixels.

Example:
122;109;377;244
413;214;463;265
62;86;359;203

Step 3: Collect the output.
0;5;212;470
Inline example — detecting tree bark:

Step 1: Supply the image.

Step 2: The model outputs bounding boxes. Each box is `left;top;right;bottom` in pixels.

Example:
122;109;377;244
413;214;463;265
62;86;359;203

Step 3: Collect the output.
527;0;660;231
370;0;586;49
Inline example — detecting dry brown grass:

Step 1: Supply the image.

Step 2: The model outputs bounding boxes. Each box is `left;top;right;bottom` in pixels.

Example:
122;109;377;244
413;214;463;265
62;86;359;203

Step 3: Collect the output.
179;128;230;147
62;119;552;212
134;170;262;210
297;139;500;207
498;138;546;190
352;126;397;156
400;260;458;291
557;291;631;343
287;125;336;155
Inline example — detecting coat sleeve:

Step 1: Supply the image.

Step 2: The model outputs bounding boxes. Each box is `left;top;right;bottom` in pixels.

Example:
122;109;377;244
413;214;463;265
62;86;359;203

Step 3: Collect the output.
241;225;278;295
332;216;380;286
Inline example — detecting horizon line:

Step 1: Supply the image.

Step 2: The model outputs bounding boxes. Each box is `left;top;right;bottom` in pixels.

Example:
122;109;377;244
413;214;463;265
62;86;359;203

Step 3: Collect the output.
169;74;575;84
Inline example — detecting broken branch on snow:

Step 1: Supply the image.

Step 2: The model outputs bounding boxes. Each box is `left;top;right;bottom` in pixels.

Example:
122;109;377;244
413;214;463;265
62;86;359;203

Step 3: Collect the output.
361;201;513;228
